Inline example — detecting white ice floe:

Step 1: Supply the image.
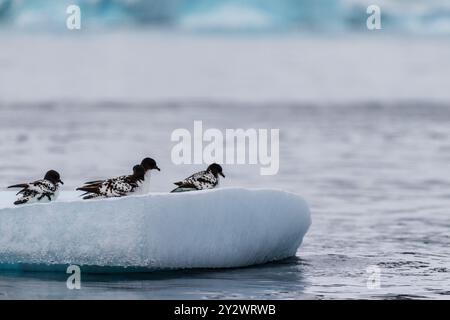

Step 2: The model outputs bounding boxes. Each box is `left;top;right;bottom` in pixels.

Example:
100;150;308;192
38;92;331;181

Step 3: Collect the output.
0;188;310;272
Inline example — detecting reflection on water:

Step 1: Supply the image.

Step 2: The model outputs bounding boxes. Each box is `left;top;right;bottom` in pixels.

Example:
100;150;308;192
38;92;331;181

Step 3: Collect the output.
0;258;308;299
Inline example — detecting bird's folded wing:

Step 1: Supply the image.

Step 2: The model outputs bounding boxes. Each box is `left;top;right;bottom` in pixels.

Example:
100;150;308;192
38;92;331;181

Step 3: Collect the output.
112;179;135;193
30;180;56;193
197;175;215;184
83;179;105;185
7;183;29;189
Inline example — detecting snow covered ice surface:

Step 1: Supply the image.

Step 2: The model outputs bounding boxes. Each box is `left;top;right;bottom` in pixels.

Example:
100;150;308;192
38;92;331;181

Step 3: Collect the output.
0;188;311;272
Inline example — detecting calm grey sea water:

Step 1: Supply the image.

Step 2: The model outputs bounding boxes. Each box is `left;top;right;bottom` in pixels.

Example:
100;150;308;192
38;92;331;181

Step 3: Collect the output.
0;102;449;299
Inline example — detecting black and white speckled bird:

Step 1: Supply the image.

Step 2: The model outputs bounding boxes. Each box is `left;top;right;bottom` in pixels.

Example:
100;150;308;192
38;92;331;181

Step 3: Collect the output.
79;158;160;197
138;157;161;194
171;163;225;193
77;165;146;200
8;170;64;205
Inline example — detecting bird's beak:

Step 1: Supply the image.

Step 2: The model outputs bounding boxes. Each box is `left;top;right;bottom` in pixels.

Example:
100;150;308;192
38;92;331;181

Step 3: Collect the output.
220;172;225;178
156;167;161;171
59;180;64;185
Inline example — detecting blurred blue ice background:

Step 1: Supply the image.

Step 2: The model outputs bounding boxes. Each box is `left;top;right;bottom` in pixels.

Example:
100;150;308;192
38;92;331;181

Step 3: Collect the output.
0;0;449;34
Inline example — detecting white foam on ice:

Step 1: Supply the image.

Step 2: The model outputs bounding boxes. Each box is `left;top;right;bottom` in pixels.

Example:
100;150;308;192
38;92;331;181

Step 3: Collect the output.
0;188;310;272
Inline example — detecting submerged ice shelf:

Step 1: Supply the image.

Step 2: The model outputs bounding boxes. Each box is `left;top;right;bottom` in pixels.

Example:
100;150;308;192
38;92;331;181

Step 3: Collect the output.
0;188;311;272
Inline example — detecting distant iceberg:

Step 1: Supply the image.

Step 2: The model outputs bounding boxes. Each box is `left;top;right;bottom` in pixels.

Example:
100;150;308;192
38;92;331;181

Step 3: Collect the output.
0;188;310;273
0;0;449;34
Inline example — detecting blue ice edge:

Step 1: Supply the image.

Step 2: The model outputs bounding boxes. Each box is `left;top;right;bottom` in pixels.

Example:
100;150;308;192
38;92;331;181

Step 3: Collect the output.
0;188;311;273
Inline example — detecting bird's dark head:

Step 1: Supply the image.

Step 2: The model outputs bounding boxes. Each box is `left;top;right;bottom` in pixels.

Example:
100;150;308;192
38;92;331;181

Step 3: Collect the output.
132;164;146;180
207;163;225;178
141;157;160;172
44;170;64;185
